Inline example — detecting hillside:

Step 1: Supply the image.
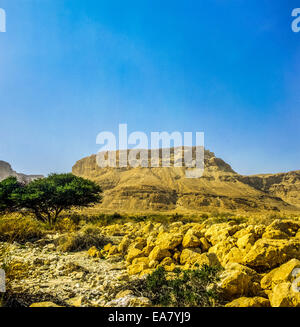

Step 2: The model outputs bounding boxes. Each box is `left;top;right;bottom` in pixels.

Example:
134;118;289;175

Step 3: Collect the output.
0;161;43;183
72;148;300;213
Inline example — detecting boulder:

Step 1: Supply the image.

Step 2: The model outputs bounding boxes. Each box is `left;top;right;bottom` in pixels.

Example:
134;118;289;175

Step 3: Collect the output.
261;259;300;290
118;235;132;254
225;297;270;307
262;229;289;240
218;263;261;299
149;246;171;262
30;302;63;307
193;252;220;268
199;237;211;252
182;229;201;248
243;239;300;269
269;282;300;307
156;233;183;251
126;248;144;263
236;233;256;252
205;223;241;245
180;248;202;265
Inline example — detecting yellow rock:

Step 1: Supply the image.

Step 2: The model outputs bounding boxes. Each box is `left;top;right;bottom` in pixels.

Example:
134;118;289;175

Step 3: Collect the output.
262;229;289;240
205;223;240;245
225;297;270;307
132;257;149;266
159;257;174;266
108;245;119;255
142;222;154;234
193;252;220;268
243;239;300;269
236;233;256;252
208;238;236;263
180;248;202;265
128;297;152;307
128;262;148;275
155;233;183;251
182;229;201;248
218;263;260;299
222;247;244;266
269;282;300;307
103;243;112;251
164;263;177;272
149;246;171;262
149;259;159;268
129;238;147;251
126;248;144;263
66;296;83;307
87;246;100;258
199;237;211;252
118;235;131;253
30;302;63;307
261;259;300;290
266;220;300;236
173;251;181;263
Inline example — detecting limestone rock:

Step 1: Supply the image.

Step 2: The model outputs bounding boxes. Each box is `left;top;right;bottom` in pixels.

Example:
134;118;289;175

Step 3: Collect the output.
180;248;202;265
30;302;63;307
218;263;261;299
243;239;300;269
261;259;300;290
225;297;270;307
126;248;144;263
156;233;183;251
149;246;171;262
269;282;300;307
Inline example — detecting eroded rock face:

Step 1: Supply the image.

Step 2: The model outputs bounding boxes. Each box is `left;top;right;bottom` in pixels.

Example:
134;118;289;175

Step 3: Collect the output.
0;160;43;183
72;148;300;212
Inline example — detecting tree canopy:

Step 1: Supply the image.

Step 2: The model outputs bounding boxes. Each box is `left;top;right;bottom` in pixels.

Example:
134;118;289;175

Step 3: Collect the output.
0;173;102;226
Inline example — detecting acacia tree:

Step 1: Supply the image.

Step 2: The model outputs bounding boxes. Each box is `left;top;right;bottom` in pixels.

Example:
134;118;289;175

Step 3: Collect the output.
0;173;102;226
0;176;23;213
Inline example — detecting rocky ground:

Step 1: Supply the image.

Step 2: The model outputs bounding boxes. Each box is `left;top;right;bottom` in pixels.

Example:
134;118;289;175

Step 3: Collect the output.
2;218;300;307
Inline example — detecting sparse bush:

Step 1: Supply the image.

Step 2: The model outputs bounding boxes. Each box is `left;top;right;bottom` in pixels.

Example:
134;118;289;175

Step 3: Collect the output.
0;215;44;243
54;217;78;233
133;265;221;307
56;224;110;252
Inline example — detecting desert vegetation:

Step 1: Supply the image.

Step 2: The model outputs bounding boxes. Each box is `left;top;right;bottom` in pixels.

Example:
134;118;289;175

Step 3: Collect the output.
1;172;300;307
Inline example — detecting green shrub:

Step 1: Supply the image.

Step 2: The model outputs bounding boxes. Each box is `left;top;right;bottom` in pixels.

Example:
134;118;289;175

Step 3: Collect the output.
136;265;221;307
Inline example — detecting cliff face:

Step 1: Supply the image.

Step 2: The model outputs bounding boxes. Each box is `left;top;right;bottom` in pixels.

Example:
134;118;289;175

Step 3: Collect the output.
72;149;300;212
238;171;300;207
0;160;43;183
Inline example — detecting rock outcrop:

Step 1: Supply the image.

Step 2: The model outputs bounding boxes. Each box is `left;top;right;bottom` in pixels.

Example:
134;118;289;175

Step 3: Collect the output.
72;148;300;212
0;160;43;183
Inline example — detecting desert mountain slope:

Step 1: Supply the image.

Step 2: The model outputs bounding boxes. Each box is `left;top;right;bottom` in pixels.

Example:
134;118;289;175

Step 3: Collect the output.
72;149;300;212
0;160;43;183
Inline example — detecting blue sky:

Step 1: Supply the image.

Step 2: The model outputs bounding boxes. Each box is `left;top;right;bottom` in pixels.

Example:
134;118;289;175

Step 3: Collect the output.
0;0;299;176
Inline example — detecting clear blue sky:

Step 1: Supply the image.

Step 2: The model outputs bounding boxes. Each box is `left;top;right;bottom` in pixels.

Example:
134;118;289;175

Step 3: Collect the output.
0;0;299;176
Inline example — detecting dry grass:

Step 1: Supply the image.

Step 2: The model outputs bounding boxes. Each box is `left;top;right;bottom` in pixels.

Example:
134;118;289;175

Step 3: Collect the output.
55;224;111;252
0;214;45;243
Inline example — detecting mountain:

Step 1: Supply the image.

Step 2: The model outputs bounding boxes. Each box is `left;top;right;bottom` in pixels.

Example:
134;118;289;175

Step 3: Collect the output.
72;148;300;213
0;161;43;183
